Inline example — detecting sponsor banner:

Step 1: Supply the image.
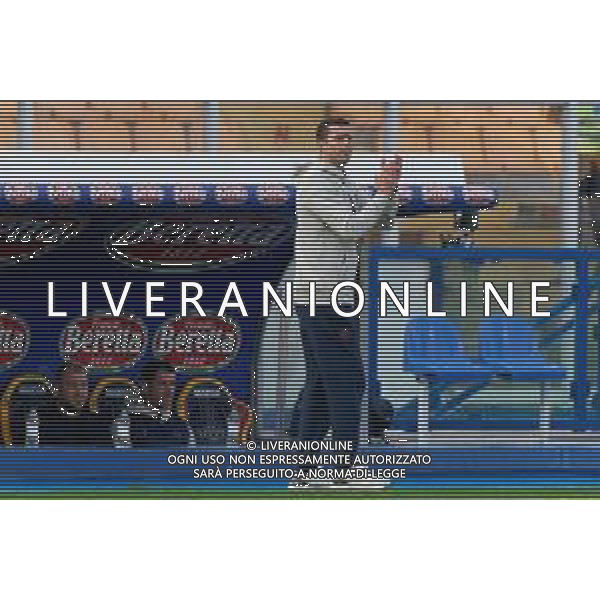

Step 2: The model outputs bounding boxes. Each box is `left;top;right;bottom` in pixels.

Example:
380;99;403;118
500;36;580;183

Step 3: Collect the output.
47;184;80;206
216;185;248;206
256;185;288;206
4;184;38;206
0;181;500;215
153;315;239;371
0;312;29;370
173;184;208;206
422;185;453;207
0;219;82;265
0;178;296;453
90;184;122;206
395;185;414;206
108;218;289;268
132;184;163;206
462;185;497;209
60;314;147;370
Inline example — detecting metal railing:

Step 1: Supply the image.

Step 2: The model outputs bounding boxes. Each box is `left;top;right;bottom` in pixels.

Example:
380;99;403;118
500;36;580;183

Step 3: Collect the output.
368;245;600;432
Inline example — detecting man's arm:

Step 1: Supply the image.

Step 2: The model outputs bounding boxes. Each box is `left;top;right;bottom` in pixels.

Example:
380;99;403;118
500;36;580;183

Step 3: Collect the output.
298;158;401;244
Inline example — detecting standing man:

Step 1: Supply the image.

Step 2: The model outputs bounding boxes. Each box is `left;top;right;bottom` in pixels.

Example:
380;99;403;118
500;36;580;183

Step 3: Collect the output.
288;117;401;450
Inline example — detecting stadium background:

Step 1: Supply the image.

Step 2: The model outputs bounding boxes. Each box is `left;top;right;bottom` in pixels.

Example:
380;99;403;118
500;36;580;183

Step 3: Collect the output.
0;100;588;245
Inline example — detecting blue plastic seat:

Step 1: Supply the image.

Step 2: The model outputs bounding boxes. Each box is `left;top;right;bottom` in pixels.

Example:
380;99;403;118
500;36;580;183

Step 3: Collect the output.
405;317;494;381
479;317;566;381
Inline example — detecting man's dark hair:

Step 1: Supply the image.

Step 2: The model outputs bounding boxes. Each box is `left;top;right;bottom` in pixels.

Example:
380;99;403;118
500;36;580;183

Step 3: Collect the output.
316;118;351;143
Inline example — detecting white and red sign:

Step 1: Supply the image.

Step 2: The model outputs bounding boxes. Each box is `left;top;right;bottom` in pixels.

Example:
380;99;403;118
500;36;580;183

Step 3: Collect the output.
4;184;38;206
60;314;146;369
216;185;247;206
394;185;413;206
463;185;496;208
0;219;82;265
173;184;207;206
257;185;288;206
132;185;163;205
423;186;453;206
90;184;122;205
47;184;79;206
0;312;29;369
109;218;285;268
153;315;239;371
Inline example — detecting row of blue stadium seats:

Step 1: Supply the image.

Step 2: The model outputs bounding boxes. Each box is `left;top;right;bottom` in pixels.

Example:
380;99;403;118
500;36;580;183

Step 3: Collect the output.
404;317;566;383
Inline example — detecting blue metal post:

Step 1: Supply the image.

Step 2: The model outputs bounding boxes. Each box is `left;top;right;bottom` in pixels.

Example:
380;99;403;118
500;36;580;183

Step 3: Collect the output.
362;249;382;445
574;258;590;431
16;101;34;150
203;101;219;153
429;259;445;312
383;101;402;154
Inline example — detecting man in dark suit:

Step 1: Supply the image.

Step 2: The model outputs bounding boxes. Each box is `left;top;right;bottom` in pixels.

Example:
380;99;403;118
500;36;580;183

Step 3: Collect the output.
287;118;400;449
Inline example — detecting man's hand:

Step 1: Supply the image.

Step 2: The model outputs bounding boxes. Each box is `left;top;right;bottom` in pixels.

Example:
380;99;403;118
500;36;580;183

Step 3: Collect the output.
375;156;402;198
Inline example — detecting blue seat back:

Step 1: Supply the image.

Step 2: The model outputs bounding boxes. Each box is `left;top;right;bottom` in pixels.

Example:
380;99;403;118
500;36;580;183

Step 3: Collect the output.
479;317;542;363
404;317;466;368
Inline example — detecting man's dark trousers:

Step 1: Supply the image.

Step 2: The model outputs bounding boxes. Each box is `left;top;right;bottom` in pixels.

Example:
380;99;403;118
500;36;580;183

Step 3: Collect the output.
290;304;365;448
